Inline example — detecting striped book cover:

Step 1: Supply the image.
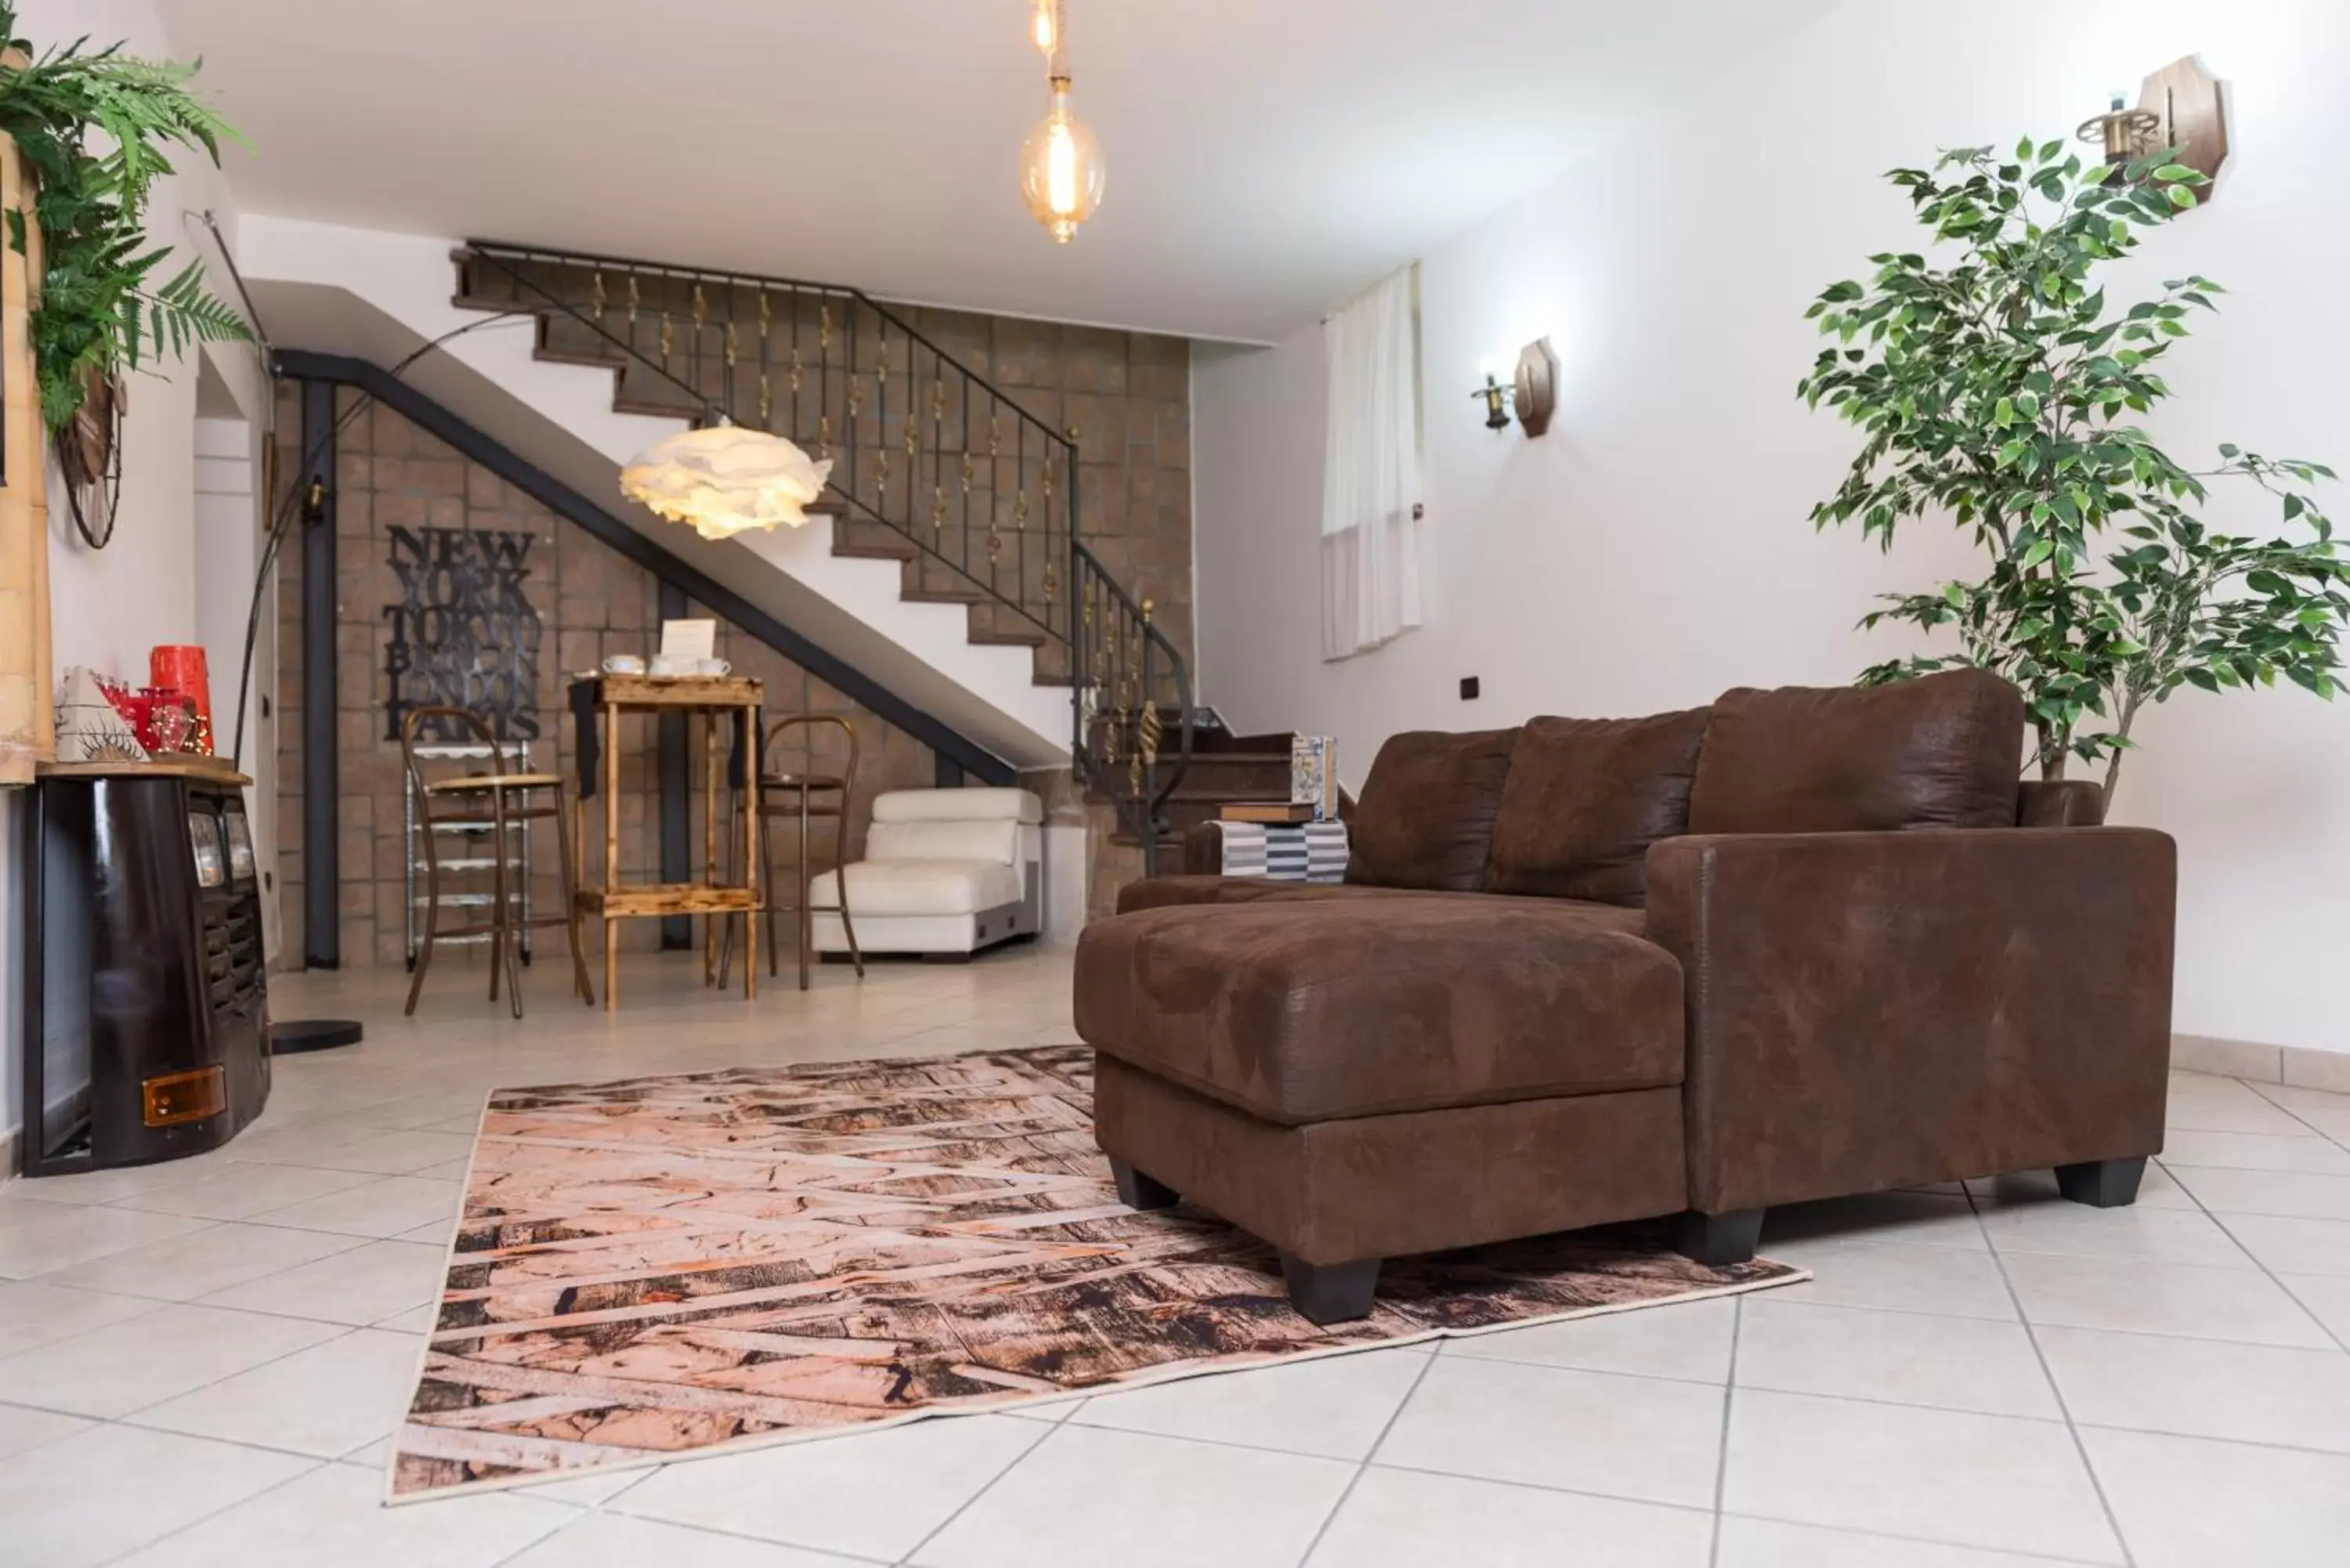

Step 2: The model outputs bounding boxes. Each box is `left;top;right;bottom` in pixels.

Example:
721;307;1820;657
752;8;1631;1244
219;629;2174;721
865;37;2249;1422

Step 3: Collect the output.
1217;821;1350;882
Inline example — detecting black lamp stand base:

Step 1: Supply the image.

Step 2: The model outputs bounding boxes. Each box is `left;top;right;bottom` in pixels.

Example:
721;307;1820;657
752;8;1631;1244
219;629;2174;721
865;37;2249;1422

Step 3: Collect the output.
269;1018;365;1054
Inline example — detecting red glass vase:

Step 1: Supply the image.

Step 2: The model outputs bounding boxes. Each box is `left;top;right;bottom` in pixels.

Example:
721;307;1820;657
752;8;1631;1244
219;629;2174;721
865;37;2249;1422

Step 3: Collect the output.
149;645;215;756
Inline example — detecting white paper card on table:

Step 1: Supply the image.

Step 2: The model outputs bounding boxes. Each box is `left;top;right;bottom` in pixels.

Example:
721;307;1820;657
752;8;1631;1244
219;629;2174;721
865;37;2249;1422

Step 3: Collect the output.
660;619;718;663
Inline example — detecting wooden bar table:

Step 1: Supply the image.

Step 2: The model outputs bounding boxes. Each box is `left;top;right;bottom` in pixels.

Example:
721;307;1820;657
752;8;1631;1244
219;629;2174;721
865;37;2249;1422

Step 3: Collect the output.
569;673;762;1010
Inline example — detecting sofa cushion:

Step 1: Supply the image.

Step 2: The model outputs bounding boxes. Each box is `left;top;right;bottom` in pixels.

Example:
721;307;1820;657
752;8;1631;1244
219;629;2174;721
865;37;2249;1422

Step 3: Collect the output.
873;788;1043;824
1484;708;1711;906
1343;727;1520;891
1115;876;1649;934
812;858;1021;917
866;818;1021;865
1076;897;1683;1123
1687;669;2024;835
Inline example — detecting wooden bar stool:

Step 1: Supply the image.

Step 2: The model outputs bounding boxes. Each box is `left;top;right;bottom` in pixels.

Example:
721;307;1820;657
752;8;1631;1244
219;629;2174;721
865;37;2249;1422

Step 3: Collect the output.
401;706;595;1017
721;714;864;992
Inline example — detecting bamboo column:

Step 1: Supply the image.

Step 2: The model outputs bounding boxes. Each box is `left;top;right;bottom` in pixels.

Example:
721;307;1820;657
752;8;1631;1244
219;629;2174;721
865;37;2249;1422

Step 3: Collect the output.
0;86;53;786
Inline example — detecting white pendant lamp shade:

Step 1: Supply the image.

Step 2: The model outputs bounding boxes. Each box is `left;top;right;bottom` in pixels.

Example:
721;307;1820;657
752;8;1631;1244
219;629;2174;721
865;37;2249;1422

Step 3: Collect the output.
618;425;834;540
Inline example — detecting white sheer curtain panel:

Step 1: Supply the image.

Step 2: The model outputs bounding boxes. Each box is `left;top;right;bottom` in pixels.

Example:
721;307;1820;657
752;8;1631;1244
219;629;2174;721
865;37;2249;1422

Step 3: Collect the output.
1320;264;1423;661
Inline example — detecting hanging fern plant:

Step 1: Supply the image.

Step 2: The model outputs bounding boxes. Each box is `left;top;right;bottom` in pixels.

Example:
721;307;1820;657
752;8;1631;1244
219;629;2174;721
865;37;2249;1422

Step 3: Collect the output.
0;2;248;437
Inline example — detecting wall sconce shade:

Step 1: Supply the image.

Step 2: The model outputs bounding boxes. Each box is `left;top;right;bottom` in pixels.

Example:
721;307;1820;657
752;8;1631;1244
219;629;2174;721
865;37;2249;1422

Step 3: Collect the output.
1513;337;1559;438
2077;55;2229;201
2140;55;2228;193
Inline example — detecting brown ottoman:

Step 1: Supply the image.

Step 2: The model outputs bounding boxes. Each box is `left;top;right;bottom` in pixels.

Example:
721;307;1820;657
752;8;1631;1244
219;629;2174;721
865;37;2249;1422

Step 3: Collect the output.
1074;897;1692;1323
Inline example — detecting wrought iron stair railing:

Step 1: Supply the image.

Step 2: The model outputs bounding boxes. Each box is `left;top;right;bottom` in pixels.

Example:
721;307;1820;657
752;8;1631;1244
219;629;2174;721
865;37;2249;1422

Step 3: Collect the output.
454;240;1193;869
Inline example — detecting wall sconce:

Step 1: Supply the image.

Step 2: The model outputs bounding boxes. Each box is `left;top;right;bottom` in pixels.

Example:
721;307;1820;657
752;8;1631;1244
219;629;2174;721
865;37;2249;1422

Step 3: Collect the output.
1472;338;1560;437
1472;367;1513;430
2077;56;2229;198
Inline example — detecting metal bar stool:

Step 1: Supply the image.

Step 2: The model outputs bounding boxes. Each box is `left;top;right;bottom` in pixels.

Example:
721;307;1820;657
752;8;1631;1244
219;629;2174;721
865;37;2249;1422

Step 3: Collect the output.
721;714;864;992
401;706;595;1017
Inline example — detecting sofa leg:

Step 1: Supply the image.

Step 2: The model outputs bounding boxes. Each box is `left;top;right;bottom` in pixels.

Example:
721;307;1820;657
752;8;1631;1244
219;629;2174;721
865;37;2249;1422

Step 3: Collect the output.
2055;1156;2146;1209
1109;1158;1180;1212
1279;1253;1381;1325
1675;1208;1765;1267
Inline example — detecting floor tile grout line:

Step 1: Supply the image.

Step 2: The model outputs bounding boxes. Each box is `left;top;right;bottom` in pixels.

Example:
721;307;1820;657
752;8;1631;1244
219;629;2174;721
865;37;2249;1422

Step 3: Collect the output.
2063;1418;2350;1461
44;1317;425;1465
85;1453;343;1568
0;1217;231;1282
1961;1181;2139;1568
1570;1278;2337;1354
887;1417;1061;1566
1292;1332;1442;1568
488;1482;892;1568
2165;1169;2350;1357
0;1281;412;1378
1716;1506;2125;1567
1363;1456;1719;1514
18;1227;392;1313
2240;1078;2350;1141
1705;1293;1743;1568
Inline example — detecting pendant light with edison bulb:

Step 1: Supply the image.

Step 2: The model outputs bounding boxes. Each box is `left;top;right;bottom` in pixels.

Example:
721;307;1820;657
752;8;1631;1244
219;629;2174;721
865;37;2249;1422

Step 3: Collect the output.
1018;1;1104;243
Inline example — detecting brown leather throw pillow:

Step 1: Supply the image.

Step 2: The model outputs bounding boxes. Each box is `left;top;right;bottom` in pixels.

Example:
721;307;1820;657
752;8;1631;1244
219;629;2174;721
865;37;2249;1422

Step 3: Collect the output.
1344;728;1520;891
1485;708;1711;906
1687;668;2025;835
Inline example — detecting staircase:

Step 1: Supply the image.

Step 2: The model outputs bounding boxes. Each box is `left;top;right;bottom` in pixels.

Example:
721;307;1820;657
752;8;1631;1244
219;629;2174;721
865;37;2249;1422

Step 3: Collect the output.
240;219;1196;873
452;242;1195;868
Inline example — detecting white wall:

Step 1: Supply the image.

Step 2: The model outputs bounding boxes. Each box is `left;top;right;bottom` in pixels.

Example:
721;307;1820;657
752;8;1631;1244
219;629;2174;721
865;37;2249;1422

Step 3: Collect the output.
1195;0;2350;1057
2;0;268;1157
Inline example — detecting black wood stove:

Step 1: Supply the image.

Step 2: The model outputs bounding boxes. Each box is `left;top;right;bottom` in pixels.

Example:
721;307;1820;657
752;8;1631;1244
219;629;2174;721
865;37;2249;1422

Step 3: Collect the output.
20;760;271;1176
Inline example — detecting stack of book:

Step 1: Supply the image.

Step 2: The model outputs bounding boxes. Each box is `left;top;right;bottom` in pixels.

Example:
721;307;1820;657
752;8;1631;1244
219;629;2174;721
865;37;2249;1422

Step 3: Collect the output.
1219;801;1317;825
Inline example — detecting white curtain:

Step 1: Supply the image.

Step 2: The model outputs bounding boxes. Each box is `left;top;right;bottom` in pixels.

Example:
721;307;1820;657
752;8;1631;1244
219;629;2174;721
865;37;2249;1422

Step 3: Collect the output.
1320;264;1423;662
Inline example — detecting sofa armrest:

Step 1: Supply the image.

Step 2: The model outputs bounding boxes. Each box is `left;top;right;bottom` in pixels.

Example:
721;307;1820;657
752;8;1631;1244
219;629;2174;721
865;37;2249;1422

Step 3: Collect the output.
1644;828;2175;1213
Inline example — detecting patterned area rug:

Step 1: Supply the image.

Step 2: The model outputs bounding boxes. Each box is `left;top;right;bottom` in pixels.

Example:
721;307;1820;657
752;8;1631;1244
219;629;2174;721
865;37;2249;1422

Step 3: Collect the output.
390;1046;1805;1501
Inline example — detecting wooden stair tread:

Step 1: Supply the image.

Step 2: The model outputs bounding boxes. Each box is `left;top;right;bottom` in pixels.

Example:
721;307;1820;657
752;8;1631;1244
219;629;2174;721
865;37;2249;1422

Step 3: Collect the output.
902;587;989;605
613;395;714;420
533;345;629;371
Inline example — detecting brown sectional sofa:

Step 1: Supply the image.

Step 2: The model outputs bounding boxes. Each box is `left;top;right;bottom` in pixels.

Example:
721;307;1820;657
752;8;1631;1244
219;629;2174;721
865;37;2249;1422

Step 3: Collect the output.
1074;670;2178;1323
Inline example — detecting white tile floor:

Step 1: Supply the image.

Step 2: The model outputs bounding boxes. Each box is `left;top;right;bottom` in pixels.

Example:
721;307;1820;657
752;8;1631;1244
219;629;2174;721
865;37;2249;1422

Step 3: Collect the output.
3;947;2348;1566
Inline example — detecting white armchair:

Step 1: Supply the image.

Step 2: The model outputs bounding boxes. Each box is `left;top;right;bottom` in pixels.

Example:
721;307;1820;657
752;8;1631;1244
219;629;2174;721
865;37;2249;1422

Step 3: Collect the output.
811;787;1043;959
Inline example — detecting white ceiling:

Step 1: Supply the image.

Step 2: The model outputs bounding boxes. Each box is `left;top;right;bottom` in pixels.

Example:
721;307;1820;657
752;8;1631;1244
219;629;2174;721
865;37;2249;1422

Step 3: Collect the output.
161;0;1837;343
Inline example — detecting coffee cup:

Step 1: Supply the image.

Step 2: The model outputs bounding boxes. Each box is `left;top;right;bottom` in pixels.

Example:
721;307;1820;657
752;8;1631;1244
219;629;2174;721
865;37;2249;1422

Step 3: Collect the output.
695;658;732;676
647;654;687;677
602;654;645;675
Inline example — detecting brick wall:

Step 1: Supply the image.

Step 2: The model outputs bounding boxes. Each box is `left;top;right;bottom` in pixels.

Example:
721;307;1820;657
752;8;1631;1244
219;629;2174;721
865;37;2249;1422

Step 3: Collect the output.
274;386;940;970
888;307;1195;670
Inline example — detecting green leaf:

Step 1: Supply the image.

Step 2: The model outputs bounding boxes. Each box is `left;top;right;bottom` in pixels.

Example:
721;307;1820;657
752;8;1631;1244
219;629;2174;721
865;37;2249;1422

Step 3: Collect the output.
0;7;248;433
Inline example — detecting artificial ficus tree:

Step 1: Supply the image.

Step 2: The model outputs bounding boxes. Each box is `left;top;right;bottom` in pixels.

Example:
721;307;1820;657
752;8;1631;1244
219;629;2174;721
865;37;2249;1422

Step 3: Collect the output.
1799;136;2350;802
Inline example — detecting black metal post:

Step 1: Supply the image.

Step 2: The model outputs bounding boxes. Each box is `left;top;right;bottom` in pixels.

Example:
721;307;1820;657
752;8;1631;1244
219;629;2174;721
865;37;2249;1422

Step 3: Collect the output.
299;380;340;969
